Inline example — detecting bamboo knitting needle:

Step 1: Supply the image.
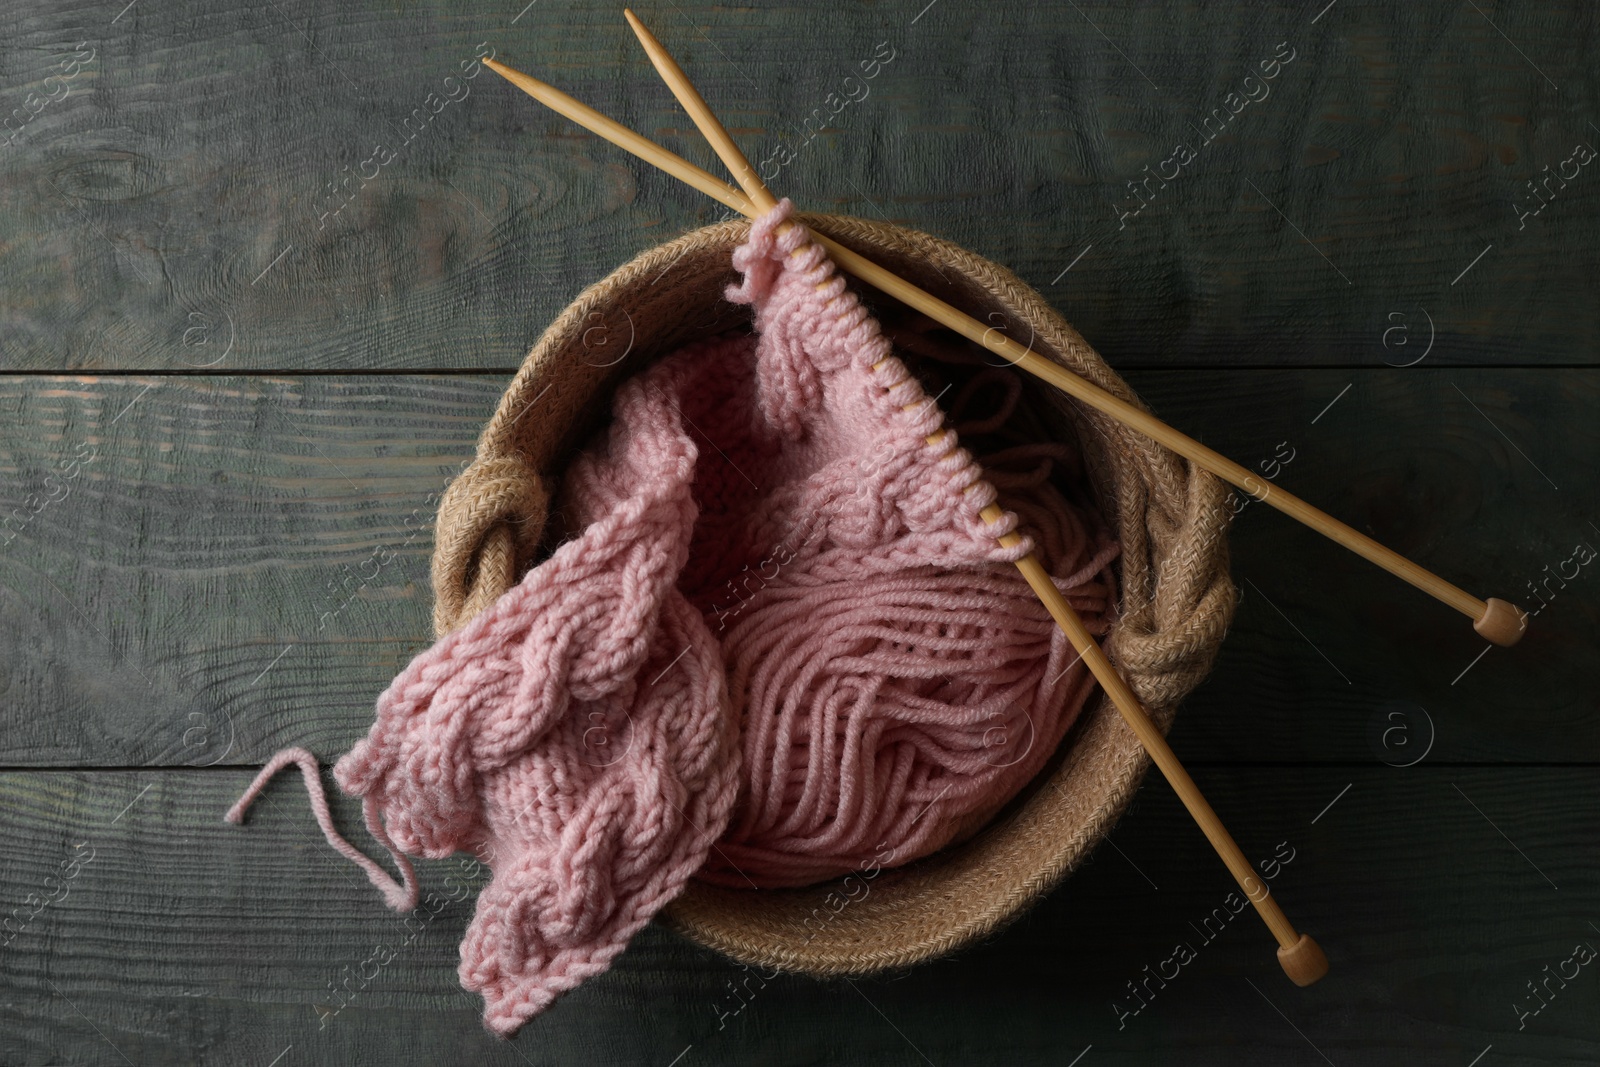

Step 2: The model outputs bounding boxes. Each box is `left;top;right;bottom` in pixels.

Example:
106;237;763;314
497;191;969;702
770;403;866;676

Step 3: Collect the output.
483;46;1528;649
616;9;1328;987
1001;509;1329;987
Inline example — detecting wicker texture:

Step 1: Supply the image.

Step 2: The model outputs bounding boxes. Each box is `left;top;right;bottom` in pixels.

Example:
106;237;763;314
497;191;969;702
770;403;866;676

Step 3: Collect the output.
428;213;1236;975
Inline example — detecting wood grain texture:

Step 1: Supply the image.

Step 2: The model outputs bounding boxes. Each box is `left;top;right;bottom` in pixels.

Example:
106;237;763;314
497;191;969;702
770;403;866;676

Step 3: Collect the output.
0;374;503;769
0;369;1589;770
0;1;1596;371
1;767;1594;1065
1;1;1595;1064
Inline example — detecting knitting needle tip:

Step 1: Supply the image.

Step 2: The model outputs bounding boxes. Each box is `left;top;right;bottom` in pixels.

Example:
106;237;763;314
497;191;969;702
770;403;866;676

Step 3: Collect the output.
481;56;555;106
624;10;672;69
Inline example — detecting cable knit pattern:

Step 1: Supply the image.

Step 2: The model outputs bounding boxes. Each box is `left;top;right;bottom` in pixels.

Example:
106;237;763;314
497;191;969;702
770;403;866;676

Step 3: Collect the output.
226;200;1118;1038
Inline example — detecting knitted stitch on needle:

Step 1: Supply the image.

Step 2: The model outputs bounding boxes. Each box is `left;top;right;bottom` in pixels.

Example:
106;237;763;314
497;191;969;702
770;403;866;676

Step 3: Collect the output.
226;200;1117;1038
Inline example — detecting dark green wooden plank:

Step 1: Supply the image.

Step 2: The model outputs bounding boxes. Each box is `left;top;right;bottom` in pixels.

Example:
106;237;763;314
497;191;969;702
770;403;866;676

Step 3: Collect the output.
0;2;1597;372
0;373;503;769
0;368;1591;769
0;766;1594;1065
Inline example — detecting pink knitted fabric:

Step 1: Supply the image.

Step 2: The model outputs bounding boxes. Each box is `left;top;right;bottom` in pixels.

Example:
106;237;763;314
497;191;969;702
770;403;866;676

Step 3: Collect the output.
227;200;1118;1037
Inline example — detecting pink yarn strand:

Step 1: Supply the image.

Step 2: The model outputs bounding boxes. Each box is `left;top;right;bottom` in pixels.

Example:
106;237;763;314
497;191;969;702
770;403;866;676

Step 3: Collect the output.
225;746;419;913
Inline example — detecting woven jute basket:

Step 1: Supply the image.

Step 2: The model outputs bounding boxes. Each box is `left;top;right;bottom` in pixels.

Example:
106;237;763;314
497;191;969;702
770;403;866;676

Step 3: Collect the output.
428;213;1237;976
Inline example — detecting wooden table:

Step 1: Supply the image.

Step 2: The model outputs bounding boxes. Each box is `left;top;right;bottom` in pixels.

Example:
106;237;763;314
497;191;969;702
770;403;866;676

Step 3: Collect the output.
2;2;1595;1063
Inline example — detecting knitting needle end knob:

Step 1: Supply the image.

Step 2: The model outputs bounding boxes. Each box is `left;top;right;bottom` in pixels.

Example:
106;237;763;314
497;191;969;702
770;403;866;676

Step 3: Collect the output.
1277;933;1329;987
1474;597;1528;647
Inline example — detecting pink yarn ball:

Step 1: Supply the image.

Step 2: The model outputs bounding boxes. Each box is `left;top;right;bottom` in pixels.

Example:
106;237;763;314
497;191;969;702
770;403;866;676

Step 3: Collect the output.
666;324;1118;888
